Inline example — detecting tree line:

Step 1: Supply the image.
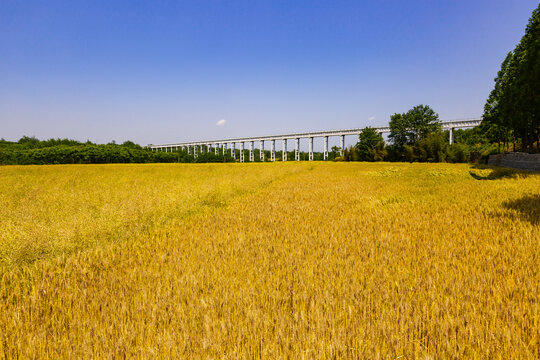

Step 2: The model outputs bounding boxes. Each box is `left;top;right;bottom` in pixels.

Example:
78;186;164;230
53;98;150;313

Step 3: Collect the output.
0;137;235;165
341;105;497;163
0;126;491;165
481;4;539;153
0;136;341;165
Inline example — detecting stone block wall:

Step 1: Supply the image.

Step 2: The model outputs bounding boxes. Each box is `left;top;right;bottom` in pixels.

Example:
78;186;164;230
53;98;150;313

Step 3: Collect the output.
488;152;540;172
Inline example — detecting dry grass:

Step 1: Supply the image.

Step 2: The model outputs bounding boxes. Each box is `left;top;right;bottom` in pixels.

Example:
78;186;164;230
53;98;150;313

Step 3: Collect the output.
0;162;538;358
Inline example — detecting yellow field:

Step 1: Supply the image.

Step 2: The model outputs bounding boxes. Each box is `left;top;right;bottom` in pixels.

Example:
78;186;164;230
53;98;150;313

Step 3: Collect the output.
0;162;538;358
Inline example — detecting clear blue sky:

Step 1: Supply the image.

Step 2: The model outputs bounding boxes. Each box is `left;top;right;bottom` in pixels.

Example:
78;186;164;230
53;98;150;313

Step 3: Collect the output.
1;0;538;146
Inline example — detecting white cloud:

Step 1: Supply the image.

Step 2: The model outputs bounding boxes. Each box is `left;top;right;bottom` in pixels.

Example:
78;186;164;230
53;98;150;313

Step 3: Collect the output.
216;119;226;126
368;116;376;121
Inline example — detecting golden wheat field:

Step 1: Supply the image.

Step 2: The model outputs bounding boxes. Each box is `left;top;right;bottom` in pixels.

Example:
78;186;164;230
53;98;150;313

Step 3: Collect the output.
0;162;538;358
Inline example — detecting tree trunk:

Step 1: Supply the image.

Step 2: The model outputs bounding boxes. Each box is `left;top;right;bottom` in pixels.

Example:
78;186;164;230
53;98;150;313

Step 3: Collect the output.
521;129;529;153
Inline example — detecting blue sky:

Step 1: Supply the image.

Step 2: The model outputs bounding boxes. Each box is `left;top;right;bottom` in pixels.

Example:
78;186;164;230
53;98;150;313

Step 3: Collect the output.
0;1;538;147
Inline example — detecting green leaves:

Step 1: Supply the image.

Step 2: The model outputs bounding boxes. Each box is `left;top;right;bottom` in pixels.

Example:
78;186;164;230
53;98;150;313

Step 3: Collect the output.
482;4;540;152
389;104;441;147
388;113;410;147
356;127;386;161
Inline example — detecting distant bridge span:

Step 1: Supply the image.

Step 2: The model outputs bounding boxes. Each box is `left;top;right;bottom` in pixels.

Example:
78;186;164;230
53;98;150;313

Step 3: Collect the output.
148;118;481;161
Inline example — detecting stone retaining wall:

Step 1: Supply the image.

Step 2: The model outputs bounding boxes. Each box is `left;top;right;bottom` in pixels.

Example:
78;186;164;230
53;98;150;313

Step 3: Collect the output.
488;152;540;172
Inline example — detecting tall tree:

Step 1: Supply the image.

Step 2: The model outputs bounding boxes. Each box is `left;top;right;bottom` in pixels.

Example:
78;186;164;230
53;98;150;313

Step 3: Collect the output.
514;4;540;151
481;52;513;147
482;4;540;152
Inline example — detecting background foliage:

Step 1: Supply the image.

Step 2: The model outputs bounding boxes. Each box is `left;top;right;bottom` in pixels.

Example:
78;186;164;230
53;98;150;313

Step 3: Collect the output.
0;137;234;165
482;4;539;152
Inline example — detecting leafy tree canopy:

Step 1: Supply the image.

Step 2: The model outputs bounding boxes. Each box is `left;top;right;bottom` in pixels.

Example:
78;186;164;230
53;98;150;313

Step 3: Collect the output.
356;127;385;161
389;105;441;147
482;4;540;152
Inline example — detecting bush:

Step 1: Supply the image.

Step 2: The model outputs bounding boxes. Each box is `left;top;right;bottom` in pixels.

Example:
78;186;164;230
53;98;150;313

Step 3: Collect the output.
414;132;448;162
403;145;415;162
448;143;470;163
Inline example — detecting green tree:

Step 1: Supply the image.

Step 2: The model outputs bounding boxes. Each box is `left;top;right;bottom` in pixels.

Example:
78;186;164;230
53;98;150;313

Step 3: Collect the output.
407;105;441;142
388;113;410;147
389;105;441;147
481;51;515;151
482;4;540;152
121;140;143;149
17;136;40;148
356;127;385;161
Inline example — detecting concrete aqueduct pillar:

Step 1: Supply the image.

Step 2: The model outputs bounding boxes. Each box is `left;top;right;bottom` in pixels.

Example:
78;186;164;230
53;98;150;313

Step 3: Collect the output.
340;135;345;157
323;136;328;160
282;139;288;161
308;137;314;161
270;140;276;162
240;143;245;162
260;141;265;161
249;141;254;162
295;138;300;161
